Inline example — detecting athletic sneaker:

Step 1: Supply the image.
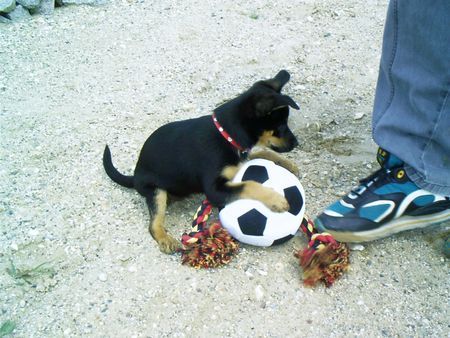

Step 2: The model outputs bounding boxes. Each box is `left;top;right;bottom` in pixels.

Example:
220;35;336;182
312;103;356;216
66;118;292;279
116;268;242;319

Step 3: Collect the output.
314;148;450;242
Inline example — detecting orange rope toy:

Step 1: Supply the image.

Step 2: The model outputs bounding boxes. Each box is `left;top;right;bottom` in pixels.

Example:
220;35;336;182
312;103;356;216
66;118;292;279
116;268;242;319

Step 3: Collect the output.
180;199;239;268
295;217;350;287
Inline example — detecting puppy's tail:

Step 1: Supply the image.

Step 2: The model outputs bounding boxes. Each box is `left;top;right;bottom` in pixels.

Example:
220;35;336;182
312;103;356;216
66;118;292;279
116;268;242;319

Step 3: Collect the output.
103;145;134;188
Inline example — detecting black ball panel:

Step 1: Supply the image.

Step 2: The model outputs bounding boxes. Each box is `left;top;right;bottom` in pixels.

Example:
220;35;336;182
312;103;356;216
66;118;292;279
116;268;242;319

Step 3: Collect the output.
272;234;295;246
241;165;269;184
284;186;303;216
237;208;267;236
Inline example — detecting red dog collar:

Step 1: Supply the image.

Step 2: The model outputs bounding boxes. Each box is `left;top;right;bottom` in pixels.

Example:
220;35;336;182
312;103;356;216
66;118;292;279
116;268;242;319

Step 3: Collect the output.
212;113;248;153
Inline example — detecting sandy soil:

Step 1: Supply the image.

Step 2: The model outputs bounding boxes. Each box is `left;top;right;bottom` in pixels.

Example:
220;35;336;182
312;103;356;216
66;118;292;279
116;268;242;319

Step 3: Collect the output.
1;0;449;336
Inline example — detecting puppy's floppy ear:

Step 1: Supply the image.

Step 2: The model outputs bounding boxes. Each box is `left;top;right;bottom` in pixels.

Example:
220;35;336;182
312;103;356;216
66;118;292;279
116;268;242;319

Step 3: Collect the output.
265;70;291;92
274;94;300;110
273;70;290;89
254;92;299;116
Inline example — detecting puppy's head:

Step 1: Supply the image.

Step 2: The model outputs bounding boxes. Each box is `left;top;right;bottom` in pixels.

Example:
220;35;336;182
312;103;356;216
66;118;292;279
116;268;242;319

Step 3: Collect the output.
246;70;300;152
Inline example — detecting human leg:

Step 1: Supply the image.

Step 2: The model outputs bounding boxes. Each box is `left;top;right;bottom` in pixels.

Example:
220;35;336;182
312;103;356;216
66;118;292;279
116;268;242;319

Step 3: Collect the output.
372;0;450;195
315;0;450;241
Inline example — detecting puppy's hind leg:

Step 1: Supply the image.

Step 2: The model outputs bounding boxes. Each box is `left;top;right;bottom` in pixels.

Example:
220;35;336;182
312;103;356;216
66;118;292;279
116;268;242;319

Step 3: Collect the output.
146;189;181;254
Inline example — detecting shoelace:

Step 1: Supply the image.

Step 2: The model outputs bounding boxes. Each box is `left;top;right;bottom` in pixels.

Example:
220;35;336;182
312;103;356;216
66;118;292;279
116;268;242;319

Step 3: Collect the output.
350;168;391;197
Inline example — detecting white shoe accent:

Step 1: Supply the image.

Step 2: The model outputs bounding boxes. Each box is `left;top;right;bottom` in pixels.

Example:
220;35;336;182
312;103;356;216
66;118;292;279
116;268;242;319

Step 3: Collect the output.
354;186;367;195
395;190;446;219
323;210;343;217
348;192;358;199
340;200;355;209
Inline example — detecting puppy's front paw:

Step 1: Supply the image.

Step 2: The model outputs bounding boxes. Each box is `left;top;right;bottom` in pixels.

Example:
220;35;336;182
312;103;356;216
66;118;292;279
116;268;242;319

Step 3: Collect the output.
267;193;289;213
158;235;181;254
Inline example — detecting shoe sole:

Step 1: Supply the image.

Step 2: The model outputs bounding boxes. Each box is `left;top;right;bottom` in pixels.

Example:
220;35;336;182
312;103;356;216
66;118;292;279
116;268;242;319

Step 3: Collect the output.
324;209;450;243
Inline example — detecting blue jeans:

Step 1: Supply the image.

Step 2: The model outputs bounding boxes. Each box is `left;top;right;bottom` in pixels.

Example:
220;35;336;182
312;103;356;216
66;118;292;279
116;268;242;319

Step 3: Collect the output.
372;0;450;195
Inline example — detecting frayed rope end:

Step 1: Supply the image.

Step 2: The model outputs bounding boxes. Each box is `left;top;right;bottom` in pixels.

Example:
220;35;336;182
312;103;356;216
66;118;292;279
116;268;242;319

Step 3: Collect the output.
295;218;350;287
181;222;239;269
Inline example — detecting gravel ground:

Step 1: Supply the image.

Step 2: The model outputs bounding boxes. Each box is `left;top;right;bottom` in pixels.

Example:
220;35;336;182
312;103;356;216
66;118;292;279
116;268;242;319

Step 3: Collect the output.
1;0;449;337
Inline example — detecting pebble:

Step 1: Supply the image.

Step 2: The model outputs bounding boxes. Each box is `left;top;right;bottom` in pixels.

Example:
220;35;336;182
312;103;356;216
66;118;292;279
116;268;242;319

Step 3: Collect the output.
29;229;39;237
274;262;284;271
10;243;19;251
254;285;264;301
5;4;31;20
0;0;15;13
349;243;365;251
98;273;107;282
354;112;365;120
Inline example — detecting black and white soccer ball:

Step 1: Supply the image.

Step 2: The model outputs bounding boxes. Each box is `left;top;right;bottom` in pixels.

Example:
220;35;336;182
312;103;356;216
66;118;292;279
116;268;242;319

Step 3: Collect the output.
219;159;305;247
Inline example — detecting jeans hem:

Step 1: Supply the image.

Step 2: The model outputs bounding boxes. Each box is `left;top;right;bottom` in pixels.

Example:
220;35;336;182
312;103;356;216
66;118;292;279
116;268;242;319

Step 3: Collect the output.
405;165;450;196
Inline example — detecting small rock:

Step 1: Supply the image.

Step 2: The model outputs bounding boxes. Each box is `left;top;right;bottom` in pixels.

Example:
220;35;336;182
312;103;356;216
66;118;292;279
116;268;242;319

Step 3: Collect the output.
117;255;131;262
10;243;19;251
60;0;107;4
98;273;107;282
34;0;54;15
17;0;40;10
294;84;306;91
36;284;45;292
182;103;194;111
354;112;365;120
274;262;284;271
305;75;315;83
254;285;264;301
349;243;365;251
29;228;39;237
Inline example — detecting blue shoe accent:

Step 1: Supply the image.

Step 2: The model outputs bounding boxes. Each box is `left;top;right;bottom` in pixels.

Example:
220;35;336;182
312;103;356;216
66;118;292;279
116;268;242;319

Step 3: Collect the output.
412;194;435;207
374;181;418;195
315;149;450;242
326;200;354;216
359;202;394;222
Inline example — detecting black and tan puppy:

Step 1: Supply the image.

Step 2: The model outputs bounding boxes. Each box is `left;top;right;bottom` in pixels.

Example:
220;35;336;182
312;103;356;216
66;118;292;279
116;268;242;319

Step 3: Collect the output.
103;70;300;253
